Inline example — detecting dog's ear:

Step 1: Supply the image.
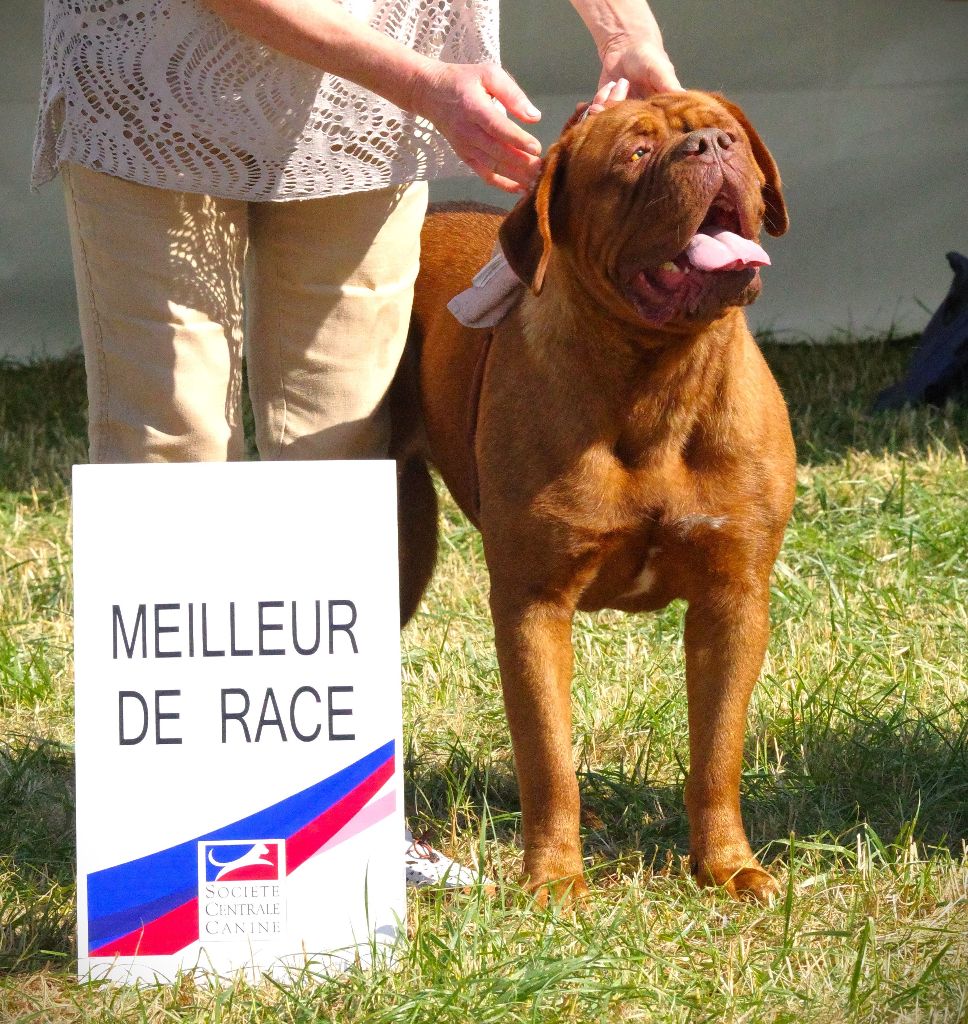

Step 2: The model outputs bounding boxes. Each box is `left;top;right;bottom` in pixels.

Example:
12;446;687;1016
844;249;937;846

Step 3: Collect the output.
712;95;789;237
498;143;567;295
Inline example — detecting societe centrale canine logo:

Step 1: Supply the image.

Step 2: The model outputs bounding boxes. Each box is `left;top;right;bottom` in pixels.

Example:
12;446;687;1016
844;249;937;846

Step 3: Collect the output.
197;840;286;941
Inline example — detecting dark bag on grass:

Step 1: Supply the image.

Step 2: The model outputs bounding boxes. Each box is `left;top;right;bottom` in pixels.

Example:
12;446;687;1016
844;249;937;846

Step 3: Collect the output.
874;251;968;409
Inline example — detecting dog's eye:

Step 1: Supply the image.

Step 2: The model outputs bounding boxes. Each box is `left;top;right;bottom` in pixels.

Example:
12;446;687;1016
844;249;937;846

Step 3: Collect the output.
631;146;650;162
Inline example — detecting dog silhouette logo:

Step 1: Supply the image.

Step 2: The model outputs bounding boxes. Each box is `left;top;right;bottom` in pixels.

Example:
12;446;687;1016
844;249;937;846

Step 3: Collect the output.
202;841;282;882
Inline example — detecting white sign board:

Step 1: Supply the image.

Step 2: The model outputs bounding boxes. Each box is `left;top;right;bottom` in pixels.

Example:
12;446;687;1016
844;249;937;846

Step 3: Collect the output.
72;462;404;984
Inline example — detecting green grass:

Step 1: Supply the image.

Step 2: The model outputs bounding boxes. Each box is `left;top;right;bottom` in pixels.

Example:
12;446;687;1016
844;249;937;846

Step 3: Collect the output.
1;337;967;1022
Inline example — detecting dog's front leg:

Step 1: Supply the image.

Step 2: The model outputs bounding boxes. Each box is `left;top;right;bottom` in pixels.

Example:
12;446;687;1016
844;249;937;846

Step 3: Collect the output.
489;589;587;903
683;583;780;903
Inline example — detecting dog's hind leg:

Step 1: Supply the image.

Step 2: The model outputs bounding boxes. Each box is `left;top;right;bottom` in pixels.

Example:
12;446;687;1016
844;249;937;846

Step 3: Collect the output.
396;453;438;626
389;321;439;627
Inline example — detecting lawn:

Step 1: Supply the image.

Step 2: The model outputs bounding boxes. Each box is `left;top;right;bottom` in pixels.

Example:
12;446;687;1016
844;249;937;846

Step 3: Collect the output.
1;337;966;1023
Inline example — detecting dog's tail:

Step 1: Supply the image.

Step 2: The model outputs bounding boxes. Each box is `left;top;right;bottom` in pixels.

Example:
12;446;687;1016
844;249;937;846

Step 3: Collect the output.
389;321;439;627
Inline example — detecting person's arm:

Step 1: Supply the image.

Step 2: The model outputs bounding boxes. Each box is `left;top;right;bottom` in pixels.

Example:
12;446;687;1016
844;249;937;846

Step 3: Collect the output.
201;0;543;193
569;0;681;95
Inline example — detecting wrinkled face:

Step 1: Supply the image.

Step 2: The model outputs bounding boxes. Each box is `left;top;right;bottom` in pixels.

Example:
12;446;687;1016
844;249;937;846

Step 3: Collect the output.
501;92;788;333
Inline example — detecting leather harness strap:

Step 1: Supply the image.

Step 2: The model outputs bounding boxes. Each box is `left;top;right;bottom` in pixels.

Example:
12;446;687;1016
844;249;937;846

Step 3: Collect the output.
465;327;496;522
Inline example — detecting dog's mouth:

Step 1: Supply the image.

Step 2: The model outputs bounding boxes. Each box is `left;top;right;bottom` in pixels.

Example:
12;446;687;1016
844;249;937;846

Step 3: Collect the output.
625;193;769;326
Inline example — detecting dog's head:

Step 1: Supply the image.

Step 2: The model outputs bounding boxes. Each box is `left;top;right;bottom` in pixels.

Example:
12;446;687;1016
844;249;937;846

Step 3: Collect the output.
499;91;788;332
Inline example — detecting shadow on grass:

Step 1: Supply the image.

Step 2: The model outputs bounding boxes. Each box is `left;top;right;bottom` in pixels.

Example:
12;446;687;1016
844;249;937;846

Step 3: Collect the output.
0;737;76;972
761;334;968;467
405;702;968;877
0;352;265;485
2;339;967;496
0;352;88;497
2;705;964;972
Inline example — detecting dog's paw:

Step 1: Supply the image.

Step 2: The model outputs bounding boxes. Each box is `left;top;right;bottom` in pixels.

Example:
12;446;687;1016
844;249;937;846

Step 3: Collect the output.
529;873;590;908
524;848;589;907
691;855;779;904
723;866;780;904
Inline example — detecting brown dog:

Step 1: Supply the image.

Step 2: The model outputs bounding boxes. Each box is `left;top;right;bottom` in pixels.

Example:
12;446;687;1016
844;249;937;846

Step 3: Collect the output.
393;91;796;903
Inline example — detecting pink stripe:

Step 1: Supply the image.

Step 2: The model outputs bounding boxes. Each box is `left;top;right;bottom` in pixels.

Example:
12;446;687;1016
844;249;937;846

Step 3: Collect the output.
286;755;394;873
319;791;396;853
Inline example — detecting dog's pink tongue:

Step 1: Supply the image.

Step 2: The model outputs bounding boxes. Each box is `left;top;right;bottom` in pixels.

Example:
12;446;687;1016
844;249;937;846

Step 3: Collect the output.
685;228;770;271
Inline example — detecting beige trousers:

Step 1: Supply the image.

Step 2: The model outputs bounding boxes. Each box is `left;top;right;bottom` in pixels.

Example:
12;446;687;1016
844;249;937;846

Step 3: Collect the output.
61;162;428;463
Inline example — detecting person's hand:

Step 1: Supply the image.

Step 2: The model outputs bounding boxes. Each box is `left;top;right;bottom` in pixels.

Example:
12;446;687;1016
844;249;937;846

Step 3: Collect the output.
599;35;682;97
412;62;543;194
582;78;631;118
565;79;630;133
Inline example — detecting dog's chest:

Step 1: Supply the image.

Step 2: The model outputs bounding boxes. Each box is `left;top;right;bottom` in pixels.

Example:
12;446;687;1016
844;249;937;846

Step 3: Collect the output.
578;507;733;612
569;455;743;612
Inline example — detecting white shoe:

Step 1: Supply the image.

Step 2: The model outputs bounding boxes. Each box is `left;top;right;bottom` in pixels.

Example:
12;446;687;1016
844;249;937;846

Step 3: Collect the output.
404;829;493;889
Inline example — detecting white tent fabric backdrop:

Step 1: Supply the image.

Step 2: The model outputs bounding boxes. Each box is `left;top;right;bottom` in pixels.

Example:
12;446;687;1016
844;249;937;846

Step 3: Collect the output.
1;1;966;359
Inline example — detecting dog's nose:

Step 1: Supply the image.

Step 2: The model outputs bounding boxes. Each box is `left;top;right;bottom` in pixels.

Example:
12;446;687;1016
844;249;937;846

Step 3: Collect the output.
675;128;734;162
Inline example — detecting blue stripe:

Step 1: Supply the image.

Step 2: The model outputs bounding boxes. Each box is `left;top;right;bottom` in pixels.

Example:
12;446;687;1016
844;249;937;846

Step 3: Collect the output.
89;885;198;949
87;740;393;947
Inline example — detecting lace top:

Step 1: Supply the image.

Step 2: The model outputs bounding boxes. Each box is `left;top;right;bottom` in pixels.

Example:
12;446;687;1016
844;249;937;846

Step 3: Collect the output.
33;0;499;201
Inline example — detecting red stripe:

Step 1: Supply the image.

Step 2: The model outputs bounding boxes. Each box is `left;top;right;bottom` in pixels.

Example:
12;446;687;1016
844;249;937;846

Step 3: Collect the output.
287;755;394;873
90;897;198;957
